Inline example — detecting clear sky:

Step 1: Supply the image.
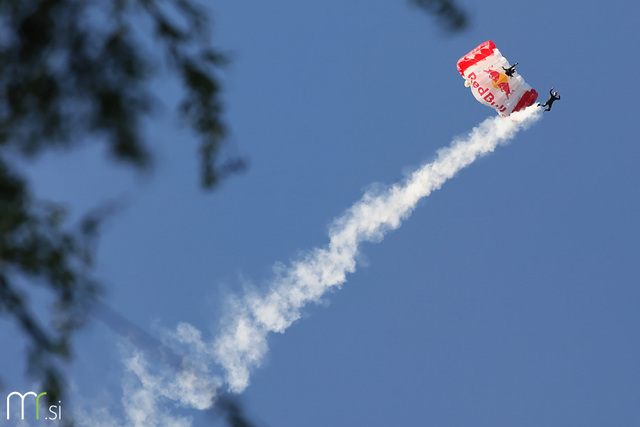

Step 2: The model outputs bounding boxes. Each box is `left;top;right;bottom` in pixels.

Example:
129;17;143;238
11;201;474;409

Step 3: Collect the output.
3;0;640;426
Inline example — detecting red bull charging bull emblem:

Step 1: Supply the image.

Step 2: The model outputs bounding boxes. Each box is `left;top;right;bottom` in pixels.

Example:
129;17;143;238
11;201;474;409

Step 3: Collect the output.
483;69;511;99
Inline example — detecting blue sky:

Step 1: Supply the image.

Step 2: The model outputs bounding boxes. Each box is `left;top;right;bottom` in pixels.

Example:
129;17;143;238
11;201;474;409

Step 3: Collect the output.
3;0;640;426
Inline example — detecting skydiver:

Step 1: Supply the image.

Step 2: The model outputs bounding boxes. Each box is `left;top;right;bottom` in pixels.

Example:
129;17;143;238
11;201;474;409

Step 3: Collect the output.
502;62;518;77
540;87;561;112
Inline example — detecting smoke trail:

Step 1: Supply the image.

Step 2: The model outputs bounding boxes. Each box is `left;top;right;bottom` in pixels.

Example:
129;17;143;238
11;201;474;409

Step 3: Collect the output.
214;106;542;392
89;107;540;427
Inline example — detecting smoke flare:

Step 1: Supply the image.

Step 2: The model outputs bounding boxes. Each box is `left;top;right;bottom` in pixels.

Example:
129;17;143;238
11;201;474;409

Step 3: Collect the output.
105;108;541;426
214;106;542;392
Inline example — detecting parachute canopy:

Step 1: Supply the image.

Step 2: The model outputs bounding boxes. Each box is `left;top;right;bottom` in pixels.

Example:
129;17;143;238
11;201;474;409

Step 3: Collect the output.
457;41;538;117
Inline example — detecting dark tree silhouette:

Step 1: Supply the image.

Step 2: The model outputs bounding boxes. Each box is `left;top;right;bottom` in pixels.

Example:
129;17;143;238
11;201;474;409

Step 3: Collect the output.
0;0;467;423
0;0;234;411
411;0;469;32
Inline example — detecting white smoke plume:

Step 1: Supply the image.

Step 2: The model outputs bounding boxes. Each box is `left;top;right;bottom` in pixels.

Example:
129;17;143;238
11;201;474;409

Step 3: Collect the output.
101;107;541;427
213;106;542;392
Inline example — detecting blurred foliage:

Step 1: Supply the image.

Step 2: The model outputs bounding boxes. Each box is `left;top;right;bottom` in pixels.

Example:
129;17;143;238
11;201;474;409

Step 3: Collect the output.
0;157;101;407
411;0;469;32
0;0;238;410
0;0;467;422
0;0;241;183
213;395;257;427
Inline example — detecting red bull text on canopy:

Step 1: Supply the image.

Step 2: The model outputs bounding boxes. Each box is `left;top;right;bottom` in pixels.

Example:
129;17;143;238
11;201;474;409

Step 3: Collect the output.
457;40;538;117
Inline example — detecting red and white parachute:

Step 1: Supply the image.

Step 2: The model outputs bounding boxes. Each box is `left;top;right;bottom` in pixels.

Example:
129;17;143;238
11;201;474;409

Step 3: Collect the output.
457;41;538;117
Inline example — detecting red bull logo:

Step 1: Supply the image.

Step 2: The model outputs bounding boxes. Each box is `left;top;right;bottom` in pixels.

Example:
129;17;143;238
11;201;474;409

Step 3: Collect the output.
458;41;538;117
483;69;511;99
